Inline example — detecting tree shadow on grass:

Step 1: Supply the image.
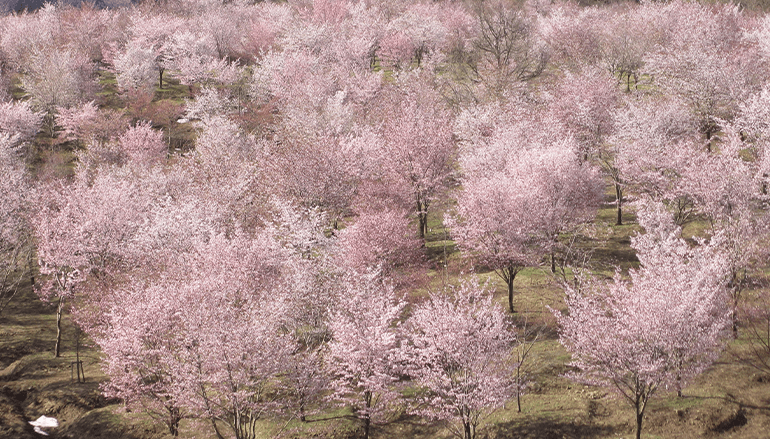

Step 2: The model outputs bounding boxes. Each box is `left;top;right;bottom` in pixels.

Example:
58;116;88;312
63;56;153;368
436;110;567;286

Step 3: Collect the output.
489;416;617;439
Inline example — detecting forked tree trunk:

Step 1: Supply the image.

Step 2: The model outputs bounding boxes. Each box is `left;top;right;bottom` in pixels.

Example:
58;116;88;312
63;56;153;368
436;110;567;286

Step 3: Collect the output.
497;265;521;314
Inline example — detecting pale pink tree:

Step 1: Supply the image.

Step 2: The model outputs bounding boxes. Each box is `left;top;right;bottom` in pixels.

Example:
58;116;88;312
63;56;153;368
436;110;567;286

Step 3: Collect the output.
524;145;604;272
378;3;450;69
448;171;540;314
554;200;731;439
540;4;605;72
59;3;117;64
33;169;152;356
0;100;43;142
98;282;192;436
326;270;406;439
405;280;517;439
264;133;363;229
334;206;424;284
99;227;298;439
126;13;185;89
451;121;601;312
56;101;129;145
237;2;289;61
673;126;770;334
464;0;549;98
118;121;167;166
644;2;761;143
0;134;34;316
612;95;700;224
378;78;456;240
0;4;61;70
168;29;242;90
113;41;157;93
20;48;96;134
547;68;625;223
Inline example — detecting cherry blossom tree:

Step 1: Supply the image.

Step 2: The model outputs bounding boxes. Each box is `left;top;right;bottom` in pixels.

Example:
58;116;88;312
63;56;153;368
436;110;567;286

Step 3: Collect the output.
547;68;625;224
99;282;192;436
451;118;601;312
334;207;423;279
554;200;731;439
265;133;364;229
56;101;129;145
464;0;548;97
20;48;96;134
612;95;699;224
99;227;298;439
405;280;517;439
378;78;456;240
33;168;152;356
0;100;43;142
326;270;406;439
114;41;157;93
0;134;33;317
127;13;185;90
644;2;761;143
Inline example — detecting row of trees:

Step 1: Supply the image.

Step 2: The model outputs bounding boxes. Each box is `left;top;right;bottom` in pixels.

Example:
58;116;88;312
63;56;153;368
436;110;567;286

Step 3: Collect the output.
1;0;769;438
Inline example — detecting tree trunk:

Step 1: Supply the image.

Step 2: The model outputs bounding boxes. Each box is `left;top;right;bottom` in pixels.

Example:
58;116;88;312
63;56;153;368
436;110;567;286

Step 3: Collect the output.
550;252;556;273
417;199;428;240
159;67;164;89
497;266;520;313
167;406;180;437
54;296;64;358
516;364;522;413
636;410;643;439
615;183;623;226
363;391;372;439
211;418;225;439
464;422;472;439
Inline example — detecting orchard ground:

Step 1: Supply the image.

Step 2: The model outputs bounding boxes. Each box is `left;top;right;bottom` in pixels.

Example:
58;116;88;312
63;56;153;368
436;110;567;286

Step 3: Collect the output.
2;197;770;439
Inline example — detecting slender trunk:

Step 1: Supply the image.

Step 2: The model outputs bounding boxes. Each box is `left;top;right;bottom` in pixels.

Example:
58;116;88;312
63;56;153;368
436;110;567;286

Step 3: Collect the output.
550;252;556;274
635;389;647;439
507;272;516;314
159;67;164;89
54;296;64;358
464;421;472;439
516;366;522;413
731;273;741;338
733;292;740;338
363;391;372;439
211;418;225;439
75;328;84;382
615;183;623;226
417;199;428;240
28;251;35;288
